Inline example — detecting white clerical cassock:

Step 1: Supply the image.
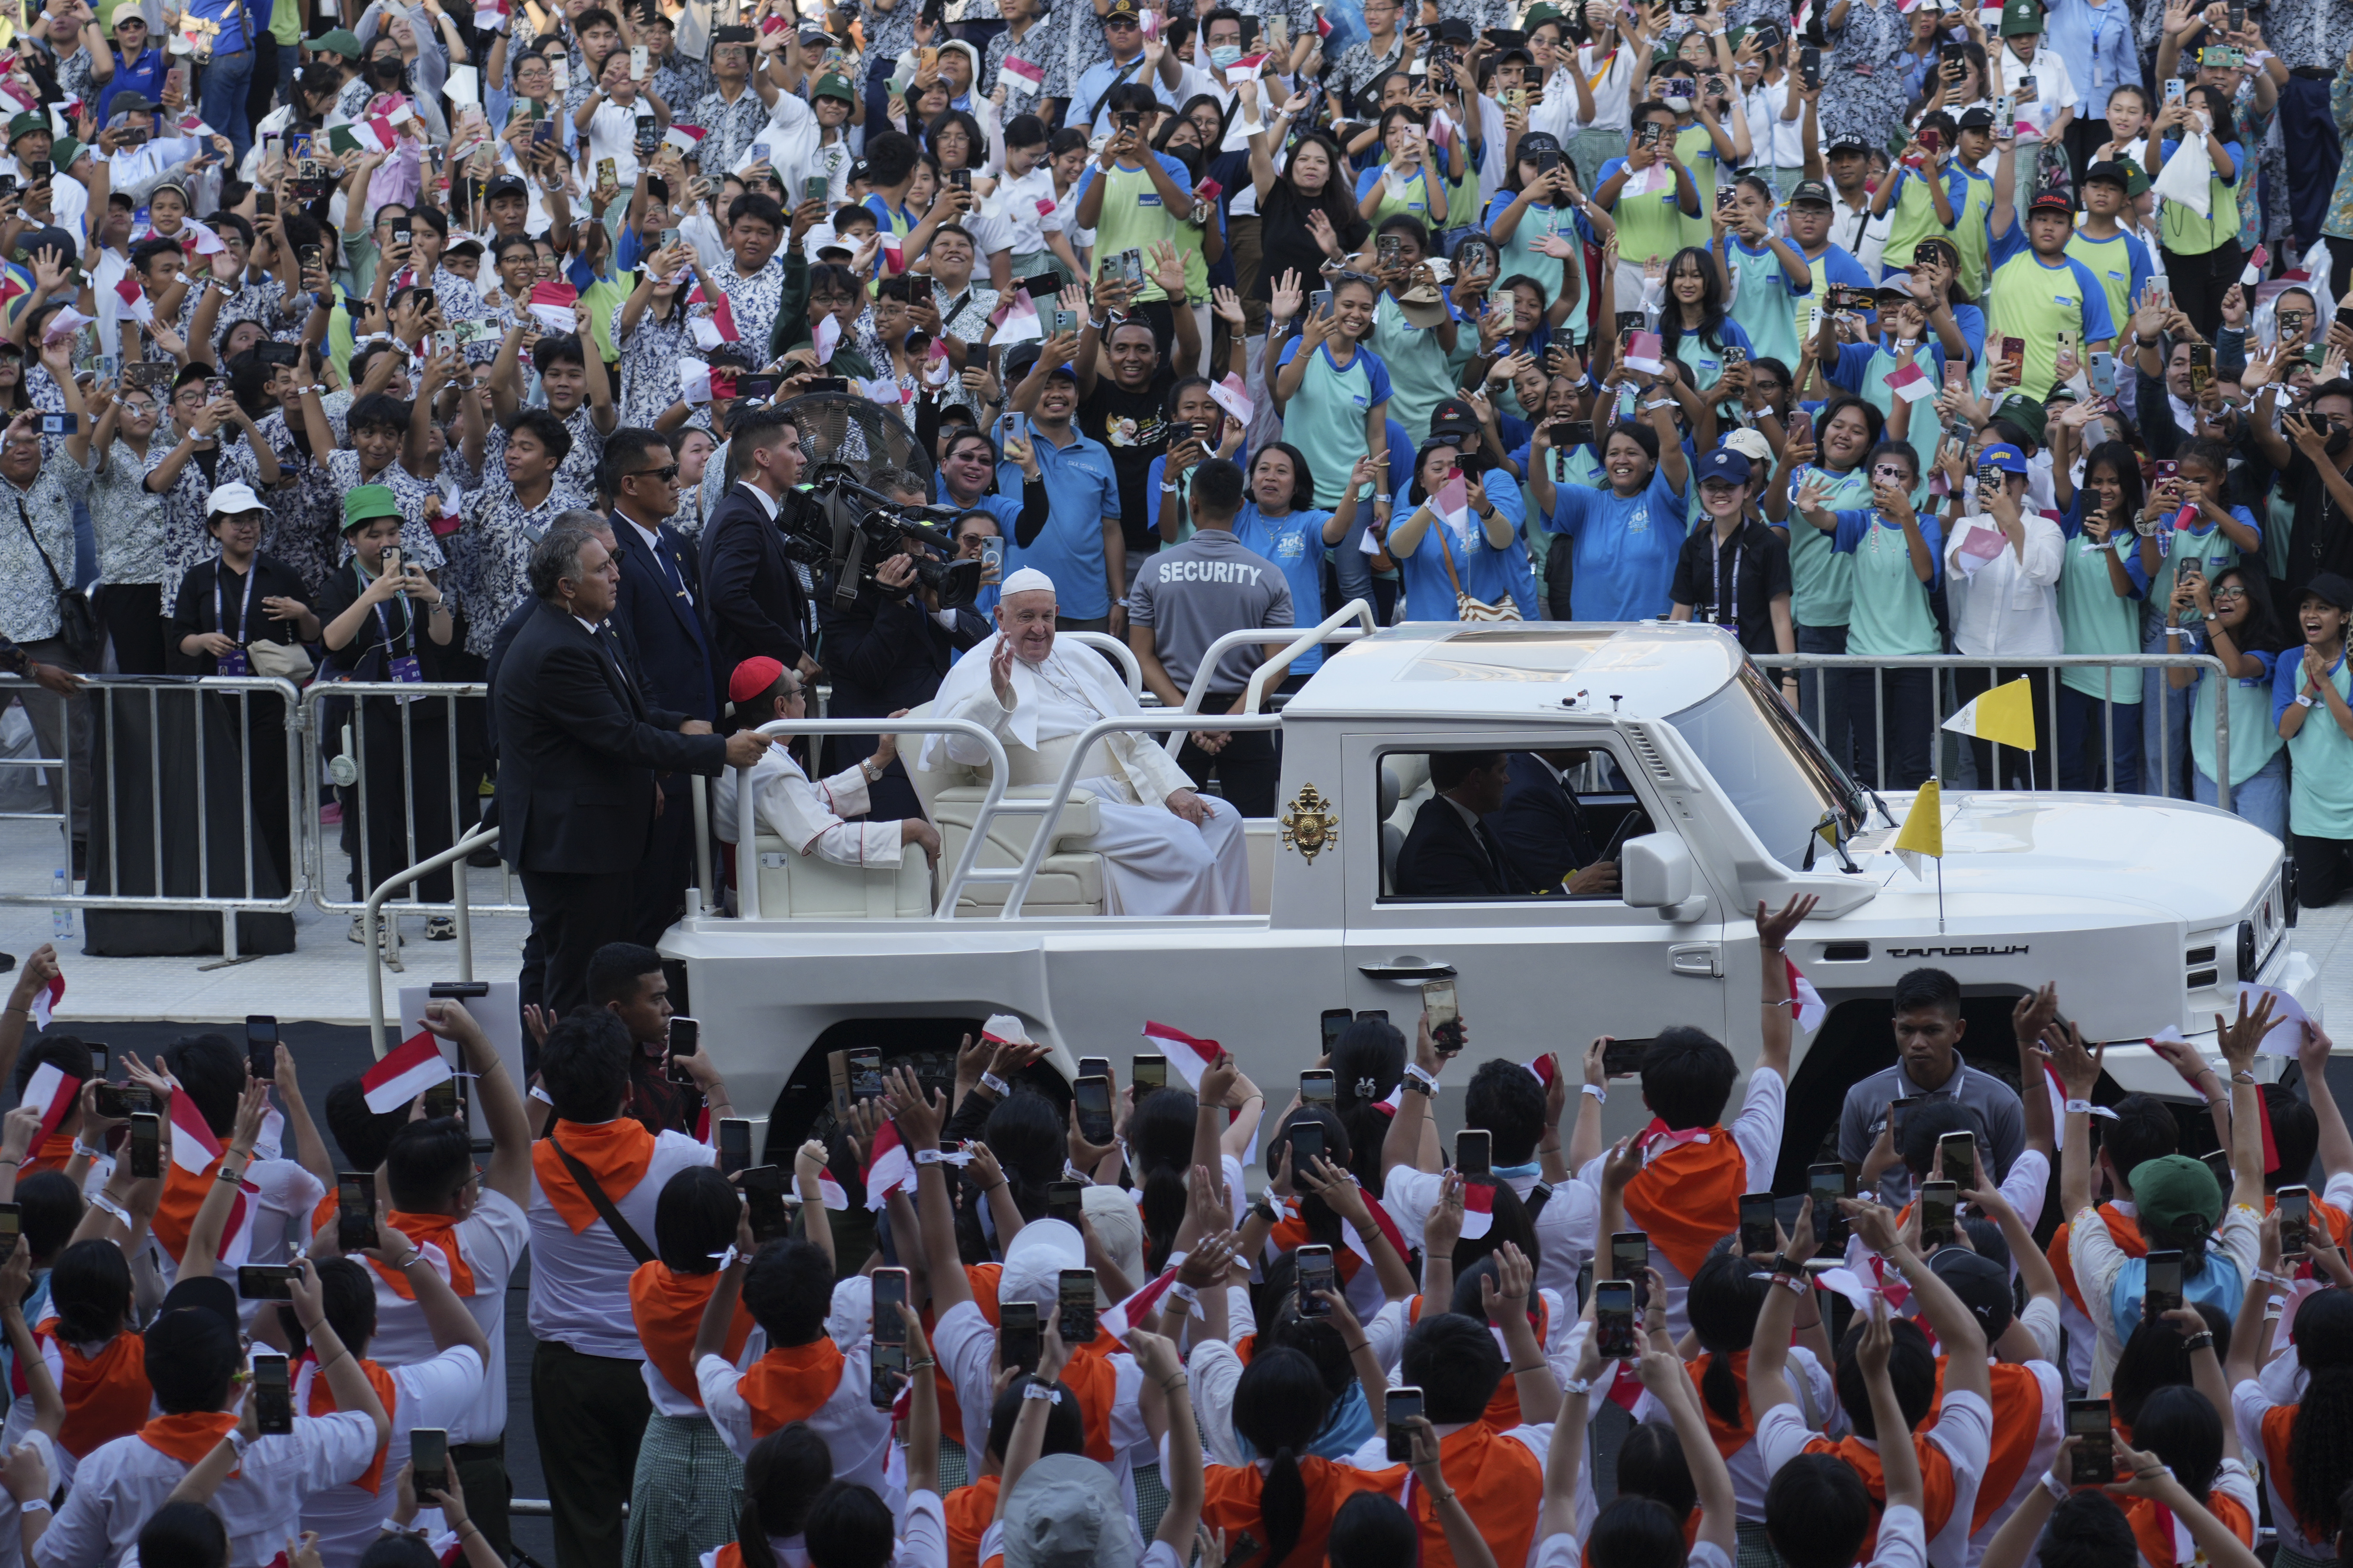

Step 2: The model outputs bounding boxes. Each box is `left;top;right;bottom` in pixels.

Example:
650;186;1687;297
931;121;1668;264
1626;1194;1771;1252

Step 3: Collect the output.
920;575;1252;917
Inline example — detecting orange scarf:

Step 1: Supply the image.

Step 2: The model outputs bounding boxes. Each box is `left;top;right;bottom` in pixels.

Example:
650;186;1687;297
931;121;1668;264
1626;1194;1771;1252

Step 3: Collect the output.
1928;1360;2046;1532
1405;1423;1542;1568
33;1321;153;1460
1623;1128;1746;1281
1268;1214;1363;1281
1201;1456;1405;1568
1689;1351;1759;1461
150;1160;233;1265
20;1133;76;1178
2121;1488;2254;1568
138;1410;241;1467
531;1120;658;1236
945;1476;1002;1568
1404;1294;1552;1432
302;1354;399;1493
1060;1334;1125;1464
629;1262;755;1405
2262;1405;2306;1533
736;1339;849;1437
713;1547;742;1568
1802;1432;1958;1556
2049;1207;2144;1316
370;1211;478;1300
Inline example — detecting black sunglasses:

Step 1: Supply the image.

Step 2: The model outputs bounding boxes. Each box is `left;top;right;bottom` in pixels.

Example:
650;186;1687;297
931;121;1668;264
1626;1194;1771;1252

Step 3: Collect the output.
626;463;681;483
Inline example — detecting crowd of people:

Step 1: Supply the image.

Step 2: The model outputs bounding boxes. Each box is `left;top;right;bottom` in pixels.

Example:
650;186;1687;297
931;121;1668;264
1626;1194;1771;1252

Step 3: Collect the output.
0;901;2346;1568
0;0;2350;950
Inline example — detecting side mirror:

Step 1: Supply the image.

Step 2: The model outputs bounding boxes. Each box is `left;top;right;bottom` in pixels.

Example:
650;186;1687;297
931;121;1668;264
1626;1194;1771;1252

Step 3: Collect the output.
1622;833;1704;921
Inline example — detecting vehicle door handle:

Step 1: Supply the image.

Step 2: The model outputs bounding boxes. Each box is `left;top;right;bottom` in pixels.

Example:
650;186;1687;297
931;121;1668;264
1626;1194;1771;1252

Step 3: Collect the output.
1357;961;1458;980
1670;944;1722;977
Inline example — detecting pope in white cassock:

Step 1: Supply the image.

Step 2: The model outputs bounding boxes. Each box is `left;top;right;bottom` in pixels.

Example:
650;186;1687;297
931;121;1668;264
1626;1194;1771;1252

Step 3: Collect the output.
923;568;1252;917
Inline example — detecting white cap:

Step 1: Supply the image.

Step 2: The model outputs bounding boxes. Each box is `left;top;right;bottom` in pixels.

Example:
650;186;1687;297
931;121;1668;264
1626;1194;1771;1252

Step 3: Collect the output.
999;1455;1135;1568
1001;566;1057;597
998;1217;1085;1312
204;481;272;518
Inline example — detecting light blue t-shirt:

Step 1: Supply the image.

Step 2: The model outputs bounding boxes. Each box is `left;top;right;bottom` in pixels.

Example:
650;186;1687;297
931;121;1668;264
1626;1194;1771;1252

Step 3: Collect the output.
1233;502;1335;672
994;416;1121;620
1275;338;1395;510
1542;468;1689;621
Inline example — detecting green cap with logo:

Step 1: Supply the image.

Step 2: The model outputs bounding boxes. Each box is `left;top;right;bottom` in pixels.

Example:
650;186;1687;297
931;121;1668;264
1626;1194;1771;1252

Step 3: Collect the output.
50;138;80;172
342;484;403;532
1523;2;1565;28
311;27;364;57
1990;391;2048;445
6;112;44;144
1999;0;2044;36
2130;1154;2223;1247
813;72;856;102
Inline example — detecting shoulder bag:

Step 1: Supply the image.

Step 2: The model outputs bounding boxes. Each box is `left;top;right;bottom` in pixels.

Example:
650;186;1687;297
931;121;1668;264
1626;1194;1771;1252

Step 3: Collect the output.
1434;521;1521;623
15;502;99;667
546;1132;656;1265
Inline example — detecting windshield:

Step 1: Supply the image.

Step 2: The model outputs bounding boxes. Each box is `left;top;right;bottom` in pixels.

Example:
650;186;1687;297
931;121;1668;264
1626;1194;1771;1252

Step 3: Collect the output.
1666;664;1862;868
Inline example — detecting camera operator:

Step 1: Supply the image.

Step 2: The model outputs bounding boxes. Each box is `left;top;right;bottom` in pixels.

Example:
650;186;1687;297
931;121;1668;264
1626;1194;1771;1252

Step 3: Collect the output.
815;466;991;821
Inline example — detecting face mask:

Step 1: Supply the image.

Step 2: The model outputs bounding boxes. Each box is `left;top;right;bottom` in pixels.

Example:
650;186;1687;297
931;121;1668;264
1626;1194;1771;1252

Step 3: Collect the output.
1209;43;1240;67
2327;426;2352;457
372;56;403;79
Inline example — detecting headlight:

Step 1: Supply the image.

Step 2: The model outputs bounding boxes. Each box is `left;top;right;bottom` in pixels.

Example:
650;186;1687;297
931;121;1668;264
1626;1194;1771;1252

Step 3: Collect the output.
2238;919;2257;983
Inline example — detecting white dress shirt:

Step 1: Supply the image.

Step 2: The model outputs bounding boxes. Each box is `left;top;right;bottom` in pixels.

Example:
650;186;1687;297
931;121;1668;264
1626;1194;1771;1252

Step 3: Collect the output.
1942;510;2066;657
1759;1391;1992;1568
299;1346;486;1568
1380;1160;1600;1302
35;1411;379;1568
696;1333;891;1494
712;746;903;867
364;1191;529;1445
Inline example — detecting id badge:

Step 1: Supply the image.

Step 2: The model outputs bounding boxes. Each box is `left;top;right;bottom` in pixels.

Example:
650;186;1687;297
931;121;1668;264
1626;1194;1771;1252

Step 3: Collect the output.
216;647;250;676
389;654;424;684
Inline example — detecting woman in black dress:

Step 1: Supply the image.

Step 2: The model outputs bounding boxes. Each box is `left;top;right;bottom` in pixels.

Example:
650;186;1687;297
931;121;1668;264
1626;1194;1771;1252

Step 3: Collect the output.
317;485;460;950
169;483;319;901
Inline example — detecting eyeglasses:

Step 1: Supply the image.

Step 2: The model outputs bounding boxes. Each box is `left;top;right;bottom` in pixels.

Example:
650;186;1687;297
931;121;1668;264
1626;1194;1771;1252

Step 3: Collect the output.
625;463;680;483
1870;464;1909;480
2212;585;2248;601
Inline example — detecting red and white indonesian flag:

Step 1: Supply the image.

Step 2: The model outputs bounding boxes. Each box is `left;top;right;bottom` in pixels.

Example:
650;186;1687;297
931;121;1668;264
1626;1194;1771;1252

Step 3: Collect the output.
169;1090;223;1177
1342;1189;1411;1264
1459;1180;1495;1240
1208;372;1252;427
26;971;61;1030
1434;473;1475;545
813;314;843;365
1100;1265;1180;1341
689;289;740;350
1786;957;1826;1033
664;123;706;158
527;279;579;337
991;290;1042;347
1001;54;1044;92
113;277;153;326
861;1119;916;1210
42;308;94;346
180;218;227;257
1225;51;1268;85
362;1030;454;1114
21;1062;77;1143
677;358;712;405
1884;360;1935;404
473;0;506;32
1525;1054;1557;1090
816;1171;849;1210
1140;1021;1221;1091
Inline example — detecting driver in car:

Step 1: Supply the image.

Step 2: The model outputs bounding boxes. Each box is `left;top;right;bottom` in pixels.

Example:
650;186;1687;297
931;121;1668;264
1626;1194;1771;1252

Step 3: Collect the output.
1491;749;1624;896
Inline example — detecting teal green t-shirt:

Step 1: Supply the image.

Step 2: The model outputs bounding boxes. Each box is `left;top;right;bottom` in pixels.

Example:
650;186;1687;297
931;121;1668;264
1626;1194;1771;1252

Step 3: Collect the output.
1837;509;1943;657
1721;239;1806;372
2057;529;2146;702
1783;463;1869;627
2192;647;2285;790
1370;293;1458;446
2288;654;2353;837
1483;190;1573;309
1277;336;1393;510
2151;518;2250;631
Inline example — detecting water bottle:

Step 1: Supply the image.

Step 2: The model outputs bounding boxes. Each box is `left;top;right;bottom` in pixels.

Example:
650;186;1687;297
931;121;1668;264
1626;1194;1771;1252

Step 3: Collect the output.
51;867;70;941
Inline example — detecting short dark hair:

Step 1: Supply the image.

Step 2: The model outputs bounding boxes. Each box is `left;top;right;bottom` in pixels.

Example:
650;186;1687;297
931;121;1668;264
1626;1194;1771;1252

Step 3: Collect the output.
163;1035;243;1139
145;1307;241;1414
1765;1453;1875;1568
1900;1096;1988;1179
587;942;664;1007
1590;1496;1687;1568
326;1075;413;1172
510;407;575;466
1892;967;1961;1017
19;1171;80;1263
279;1256;377;1359
741;1239;834;1346
138;1503;229;1568
1463;1057;1547;1166
14;1032;92;1097
492;233;537;264
575;6;619;28
597;427;675;500
1428;750;1504;791
1641;1026;1737;1131
48;1238;131;1344
348;392;411;437
1005;112;1048;149
727;192;785;233
987;1375;1086;1461
1832;1311;1937;1439
536;1006;633;1122
2099;1093;2178;1178
409;205;448;239
655;1165;747;1275
2133;1384;2224;1500
384;1117;473;1212
1398;1312;1504;1425
130;236;182;277
1191;457;1244;517
530;333;587;376
802;1482;895;1568
2035;1490;2137;1568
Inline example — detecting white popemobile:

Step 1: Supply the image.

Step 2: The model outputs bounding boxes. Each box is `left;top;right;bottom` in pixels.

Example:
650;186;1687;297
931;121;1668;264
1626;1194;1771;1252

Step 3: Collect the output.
664;613;2318;1179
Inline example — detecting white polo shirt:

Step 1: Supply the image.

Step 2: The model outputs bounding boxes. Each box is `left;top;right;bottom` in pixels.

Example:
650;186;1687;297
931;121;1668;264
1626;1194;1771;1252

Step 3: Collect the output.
527;1124;715;1360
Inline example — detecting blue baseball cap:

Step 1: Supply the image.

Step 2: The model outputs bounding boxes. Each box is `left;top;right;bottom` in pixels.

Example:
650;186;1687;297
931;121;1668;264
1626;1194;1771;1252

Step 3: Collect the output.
1979;442;2029;475
1696;447;1752;485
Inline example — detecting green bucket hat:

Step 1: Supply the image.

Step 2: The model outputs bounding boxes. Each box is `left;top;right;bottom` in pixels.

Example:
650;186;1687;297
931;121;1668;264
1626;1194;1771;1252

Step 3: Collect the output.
6;112;45;144
342;484;403;532
2130;1154;2223;1247
1990;391;2048;446
1523;2;1565;29
813;72;856;103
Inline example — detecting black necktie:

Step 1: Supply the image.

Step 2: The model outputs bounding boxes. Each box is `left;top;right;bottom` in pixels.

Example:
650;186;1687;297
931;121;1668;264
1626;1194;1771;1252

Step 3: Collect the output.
1476;821;1510;890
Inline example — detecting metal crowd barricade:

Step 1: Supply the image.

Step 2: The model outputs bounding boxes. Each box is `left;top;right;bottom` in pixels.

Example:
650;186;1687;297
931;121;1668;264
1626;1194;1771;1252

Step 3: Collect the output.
1753;652;2236;809
0;674;305;966
299;680;528;920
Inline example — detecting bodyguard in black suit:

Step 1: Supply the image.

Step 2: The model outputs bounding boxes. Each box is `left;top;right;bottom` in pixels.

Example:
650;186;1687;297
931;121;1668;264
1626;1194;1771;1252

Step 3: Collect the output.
604;430;721;945
700;406;817;677
1490;751;1623;897
495;525;771;1017
817;544;991;821
1392;751;1528;899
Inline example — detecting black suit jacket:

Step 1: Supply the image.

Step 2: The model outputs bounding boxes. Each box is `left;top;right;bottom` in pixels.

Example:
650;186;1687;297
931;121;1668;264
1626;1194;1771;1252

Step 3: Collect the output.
815;579;990;773
1490;752;1602;893
1392;794;1523;899
609;511;718;723
700;484;812;674
493;600;727;875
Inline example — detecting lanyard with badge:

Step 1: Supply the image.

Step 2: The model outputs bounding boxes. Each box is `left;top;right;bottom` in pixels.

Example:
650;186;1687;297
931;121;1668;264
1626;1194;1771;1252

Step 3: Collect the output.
1708;537;1743;638
213;561;256;676
369;564;425;685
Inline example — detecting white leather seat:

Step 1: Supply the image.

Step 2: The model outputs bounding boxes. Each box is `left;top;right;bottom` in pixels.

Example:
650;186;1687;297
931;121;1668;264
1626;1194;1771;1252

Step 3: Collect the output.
744;835;933;918
1379;755;1433;896
897;701;1114;916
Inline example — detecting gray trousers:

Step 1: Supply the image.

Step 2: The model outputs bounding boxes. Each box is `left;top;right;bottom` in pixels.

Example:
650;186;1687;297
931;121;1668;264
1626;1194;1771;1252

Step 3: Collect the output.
16;637;89;840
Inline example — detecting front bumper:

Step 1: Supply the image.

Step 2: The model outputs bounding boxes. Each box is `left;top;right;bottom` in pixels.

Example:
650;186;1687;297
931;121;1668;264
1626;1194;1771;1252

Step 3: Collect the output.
2098;943;2324;1099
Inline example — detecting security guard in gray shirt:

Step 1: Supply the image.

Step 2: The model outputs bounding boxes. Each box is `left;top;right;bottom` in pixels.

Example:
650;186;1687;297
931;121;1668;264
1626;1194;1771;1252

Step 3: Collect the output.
1125;458;1295;818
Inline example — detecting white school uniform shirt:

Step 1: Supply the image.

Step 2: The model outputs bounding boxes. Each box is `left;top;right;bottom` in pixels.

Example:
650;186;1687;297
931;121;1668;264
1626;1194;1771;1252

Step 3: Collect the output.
987;164;1068;257
1539;1533;1744;1568
527;1124;717;1359
1966;1356;2066;1551
1574;1067;1785;1339
364;1190;529;1446
2000;45;2075;141
1758;1390;1992;1568
150;1157;325;1310
1944;510;2066;657
1567;45;1635;136
584;97;655;186
1381;1162;1599;1302
698;1278;891;1492
1630;1345;1840;1521
929;1297;1149;1476
300;1346;485;1568
35;1411;379;1568
1744;76;1806;169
